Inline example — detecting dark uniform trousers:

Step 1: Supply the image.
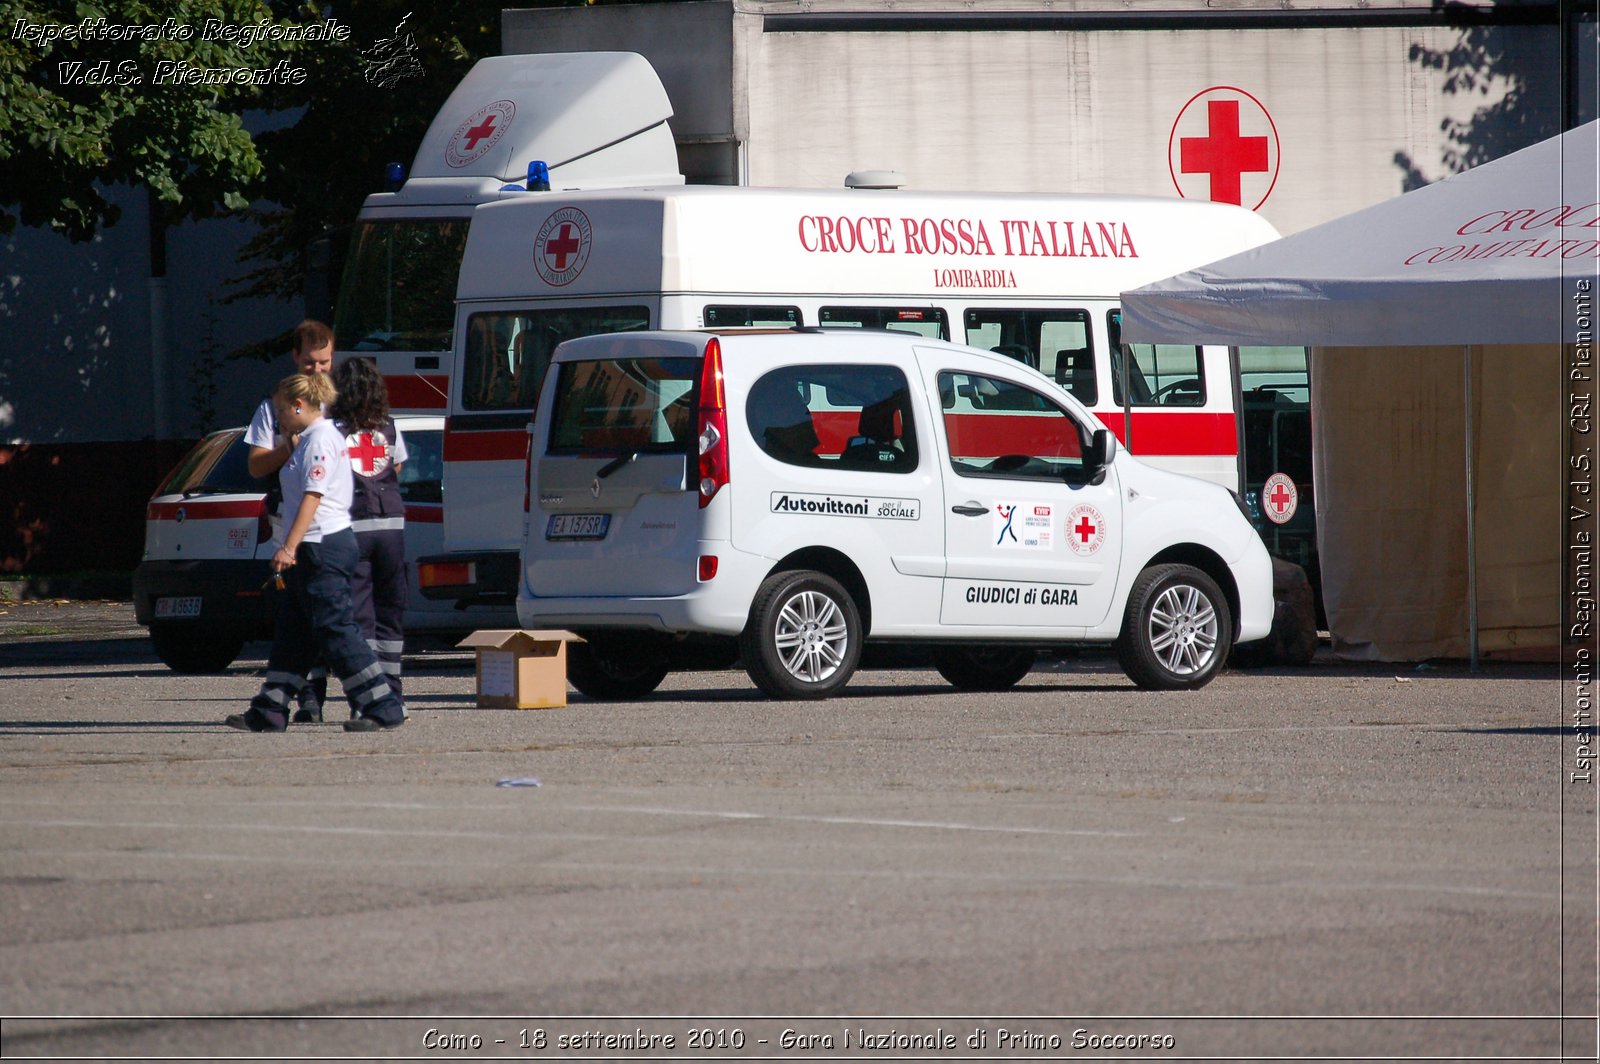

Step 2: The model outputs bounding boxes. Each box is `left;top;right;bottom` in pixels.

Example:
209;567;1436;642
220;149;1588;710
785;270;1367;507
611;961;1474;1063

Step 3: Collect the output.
250;529;404;724
352;524;408;700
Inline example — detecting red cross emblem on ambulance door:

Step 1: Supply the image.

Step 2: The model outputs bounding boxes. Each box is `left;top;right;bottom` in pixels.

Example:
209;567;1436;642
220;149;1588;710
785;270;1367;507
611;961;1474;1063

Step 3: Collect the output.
346;429;391;478
445;100;515;169
534;206;593;287
1168;87;1280;210
1066;504;1106;556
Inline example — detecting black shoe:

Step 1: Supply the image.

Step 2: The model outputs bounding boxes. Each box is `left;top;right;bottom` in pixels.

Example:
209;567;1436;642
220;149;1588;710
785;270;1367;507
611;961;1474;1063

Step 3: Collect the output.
344;714;404;732
226;708;287;733
291;705;323;724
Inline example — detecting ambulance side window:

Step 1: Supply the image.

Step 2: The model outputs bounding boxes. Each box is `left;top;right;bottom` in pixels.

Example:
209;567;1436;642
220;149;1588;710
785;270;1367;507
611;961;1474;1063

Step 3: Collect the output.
938;371;1087;480
963;308;1097;405
1106;309;1205;407
704;305;802;328
746;364;918;472
461;306;650;412
819;306;949;339
397;429;443;504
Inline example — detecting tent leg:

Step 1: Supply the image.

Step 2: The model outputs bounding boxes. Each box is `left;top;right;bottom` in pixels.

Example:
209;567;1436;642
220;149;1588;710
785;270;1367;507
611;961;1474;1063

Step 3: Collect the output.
1464;345;1479;671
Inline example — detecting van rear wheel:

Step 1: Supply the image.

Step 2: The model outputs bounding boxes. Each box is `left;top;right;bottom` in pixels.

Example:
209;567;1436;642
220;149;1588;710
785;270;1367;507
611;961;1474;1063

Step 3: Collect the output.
566;637;669;700
741;570;861;700
1115;563;1233;690
932;645;1035;691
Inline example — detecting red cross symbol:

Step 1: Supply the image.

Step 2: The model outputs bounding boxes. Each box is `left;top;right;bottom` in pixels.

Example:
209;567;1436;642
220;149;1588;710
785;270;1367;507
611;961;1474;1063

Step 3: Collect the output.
545;223;582;269
462;113;498;151
1268;481;1294;514
348;432;386;473
1180;99;1270;206
1074;516;1098;543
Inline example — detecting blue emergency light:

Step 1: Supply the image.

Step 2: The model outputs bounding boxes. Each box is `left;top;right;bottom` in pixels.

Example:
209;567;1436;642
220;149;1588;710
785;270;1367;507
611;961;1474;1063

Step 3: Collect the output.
528;160;551;191
385;162;405;191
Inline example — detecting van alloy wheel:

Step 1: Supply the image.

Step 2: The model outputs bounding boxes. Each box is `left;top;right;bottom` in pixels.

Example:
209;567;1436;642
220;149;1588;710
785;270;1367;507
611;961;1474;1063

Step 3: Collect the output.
741;570;862;700
1115;563;1233;691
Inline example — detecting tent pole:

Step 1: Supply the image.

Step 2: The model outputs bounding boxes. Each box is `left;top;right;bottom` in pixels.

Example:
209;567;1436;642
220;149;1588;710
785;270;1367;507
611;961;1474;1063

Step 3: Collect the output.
1464;345;1479;671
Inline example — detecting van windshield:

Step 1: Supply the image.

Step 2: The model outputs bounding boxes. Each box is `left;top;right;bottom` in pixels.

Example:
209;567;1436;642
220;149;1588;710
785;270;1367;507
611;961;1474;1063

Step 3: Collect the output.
548;357;700;453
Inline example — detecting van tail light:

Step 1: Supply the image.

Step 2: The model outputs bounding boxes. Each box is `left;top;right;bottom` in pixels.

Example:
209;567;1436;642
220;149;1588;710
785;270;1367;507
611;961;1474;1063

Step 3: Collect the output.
698;555;718;581
696;337;729;508
419;561;475;589
255;501;272;546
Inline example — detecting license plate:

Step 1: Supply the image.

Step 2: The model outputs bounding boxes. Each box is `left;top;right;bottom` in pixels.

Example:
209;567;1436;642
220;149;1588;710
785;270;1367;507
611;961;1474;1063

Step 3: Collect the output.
154;596;202;619
547;513;610;540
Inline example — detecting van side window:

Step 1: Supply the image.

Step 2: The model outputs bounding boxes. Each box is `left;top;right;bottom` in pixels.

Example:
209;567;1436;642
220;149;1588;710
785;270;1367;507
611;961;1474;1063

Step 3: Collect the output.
462;306;650;412
1106;309;1205;406
938;371;1088;480
704;305;801;327
963;308;1096;405
746;364;918;472
819;306;949;339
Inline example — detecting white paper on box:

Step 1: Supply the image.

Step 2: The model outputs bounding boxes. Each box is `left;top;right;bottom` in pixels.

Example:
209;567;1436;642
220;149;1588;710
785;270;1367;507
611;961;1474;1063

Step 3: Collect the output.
479;649;517;698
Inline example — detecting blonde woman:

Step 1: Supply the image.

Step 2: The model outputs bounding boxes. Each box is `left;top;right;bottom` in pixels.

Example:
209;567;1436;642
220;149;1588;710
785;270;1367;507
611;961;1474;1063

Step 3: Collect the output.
226;373;406;732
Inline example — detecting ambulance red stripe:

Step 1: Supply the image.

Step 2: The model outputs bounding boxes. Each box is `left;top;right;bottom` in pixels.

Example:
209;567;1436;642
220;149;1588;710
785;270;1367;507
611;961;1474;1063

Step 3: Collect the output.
385;375;451;411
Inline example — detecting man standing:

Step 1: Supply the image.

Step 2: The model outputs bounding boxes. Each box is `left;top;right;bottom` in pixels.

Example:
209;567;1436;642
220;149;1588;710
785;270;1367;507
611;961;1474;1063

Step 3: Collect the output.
245;320;335;720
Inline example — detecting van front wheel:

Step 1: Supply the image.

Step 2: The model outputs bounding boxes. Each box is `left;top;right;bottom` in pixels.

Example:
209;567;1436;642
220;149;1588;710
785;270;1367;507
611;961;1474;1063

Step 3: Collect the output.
1115;563;1233;690
741;570;862;700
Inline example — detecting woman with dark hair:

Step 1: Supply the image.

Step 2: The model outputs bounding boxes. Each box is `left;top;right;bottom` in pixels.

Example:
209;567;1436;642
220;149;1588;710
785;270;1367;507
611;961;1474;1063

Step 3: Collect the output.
307;356;410;720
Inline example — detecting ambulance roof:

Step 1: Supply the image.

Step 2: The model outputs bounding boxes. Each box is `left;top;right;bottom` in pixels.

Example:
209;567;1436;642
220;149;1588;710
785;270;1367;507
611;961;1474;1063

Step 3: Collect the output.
457;185;1282;302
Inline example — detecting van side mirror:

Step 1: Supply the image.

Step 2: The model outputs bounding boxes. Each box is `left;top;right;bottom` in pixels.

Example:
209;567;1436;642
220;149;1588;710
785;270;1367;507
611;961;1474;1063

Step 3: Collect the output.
1084;428;1115;484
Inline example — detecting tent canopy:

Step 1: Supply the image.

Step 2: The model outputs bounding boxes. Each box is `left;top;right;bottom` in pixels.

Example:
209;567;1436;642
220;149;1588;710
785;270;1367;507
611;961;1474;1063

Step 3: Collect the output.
1120;121;1599;347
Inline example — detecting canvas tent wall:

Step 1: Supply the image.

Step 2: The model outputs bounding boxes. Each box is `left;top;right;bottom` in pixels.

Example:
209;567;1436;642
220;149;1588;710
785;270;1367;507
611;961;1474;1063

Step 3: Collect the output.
1120;122;1599;661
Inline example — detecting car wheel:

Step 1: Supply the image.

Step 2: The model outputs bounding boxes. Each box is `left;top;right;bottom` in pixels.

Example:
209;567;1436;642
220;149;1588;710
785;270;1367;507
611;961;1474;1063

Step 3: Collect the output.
565;637;669;700
932;645;1035;691
1115;563;1233;690
740;570;861;700
149;623;246;674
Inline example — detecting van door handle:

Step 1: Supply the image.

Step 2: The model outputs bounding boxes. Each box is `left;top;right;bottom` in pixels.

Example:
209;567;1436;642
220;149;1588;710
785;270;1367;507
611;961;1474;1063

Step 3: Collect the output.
951;503;989;516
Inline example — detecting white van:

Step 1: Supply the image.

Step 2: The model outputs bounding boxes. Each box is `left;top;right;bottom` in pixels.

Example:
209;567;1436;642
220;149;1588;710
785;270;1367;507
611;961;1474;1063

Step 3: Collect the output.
517;329;1273;698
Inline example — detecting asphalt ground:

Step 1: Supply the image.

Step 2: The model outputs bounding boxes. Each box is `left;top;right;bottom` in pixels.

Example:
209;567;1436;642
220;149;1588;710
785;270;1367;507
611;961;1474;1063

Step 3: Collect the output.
0;599;1595;1062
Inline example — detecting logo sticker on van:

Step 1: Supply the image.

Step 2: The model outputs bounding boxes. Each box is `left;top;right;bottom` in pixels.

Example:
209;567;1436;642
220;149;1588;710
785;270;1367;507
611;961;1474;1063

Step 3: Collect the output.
771;492;920;520
1066;504;1106;555
995;502;1053;549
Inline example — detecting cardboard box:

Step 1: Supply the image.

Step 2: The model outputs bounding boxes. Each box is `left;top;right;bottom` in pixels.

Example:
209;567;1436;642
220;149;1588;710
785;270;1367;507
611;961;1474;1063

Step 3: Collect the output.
456;630;583;709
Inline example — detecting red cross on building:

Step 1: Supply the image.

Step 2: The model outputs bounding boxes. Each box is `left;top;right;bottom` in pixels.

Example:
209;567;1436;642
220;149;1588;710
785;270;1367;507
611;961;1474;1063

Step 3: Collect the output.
348;432;387;474
1180;99;1270;206
545;223;582;269
1074;516;1098;543
1268;481;1294;514
463;113;498;151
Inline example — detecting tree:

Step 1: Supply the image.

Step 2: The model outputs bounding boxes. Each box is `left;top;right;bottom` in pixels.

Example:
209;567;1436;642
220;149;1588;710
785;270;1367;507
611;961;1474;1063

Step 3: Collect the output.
0;0;305;241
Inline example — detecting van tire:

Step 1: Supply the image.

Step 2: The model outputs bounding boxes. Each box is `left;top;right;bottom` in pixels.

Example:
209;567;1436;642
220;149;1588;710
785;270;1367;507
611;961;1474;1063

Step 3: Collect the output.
566;638;669;700
1115;563;1233;690
932;645;1035;691
149;623;246;674
741;570;861;700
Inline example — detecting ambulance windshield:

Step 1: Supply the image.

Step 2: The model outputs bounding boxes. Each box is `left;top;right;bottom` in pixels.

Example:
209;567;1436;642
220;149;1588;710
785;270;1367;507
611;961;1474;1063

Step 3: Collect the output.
335;219;470;354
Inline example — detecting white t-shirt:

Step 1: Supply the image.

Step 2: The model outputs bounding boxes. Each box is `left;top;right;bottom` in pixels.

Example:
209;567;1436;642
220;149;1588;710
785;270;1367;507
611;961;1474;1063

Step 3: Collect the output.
245;397;278;452
279;418;353;544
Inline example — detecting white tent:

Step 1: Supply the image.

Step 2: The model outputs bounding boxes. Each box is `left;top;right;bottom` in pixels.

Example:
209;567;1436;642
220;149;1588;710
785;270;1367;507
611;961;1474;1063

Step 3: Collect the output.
1121;122;1599;662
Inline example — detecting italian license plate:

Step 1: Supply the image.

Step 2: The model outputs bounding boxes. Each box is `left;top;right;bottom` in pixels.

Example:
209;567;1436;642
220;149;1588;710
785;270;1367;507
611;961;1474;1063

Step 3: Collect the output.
154;596;202;619
547;513;610;540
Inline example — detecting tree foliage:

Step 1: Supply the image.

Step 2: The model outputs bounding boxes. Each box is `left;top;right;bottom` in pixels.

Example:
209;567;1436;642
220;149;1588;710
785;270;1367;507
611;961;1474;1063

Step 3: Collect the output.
0;0;305;240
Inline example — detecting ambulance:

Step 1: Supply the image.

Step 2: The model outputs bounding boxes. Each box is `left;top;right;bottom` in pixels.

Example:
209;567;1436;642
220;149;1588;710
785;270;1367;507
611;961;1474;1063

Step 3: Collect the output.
518;329;1274;698
422;183;1296;611
332;50;683;414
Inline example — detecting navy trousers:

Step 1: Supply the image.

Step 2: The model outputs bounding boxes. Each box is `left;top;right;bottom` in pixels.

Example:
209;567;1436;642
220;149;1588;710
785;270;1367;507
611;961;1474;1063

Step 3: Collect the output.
352;526;408;701
250;530;404;725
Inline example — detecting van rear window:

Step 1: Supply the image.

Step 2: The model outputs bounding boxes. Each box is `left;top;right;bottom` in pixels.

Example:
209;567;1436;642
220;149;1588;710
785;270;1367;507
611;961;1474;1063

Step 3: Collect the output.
548;357;700;452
